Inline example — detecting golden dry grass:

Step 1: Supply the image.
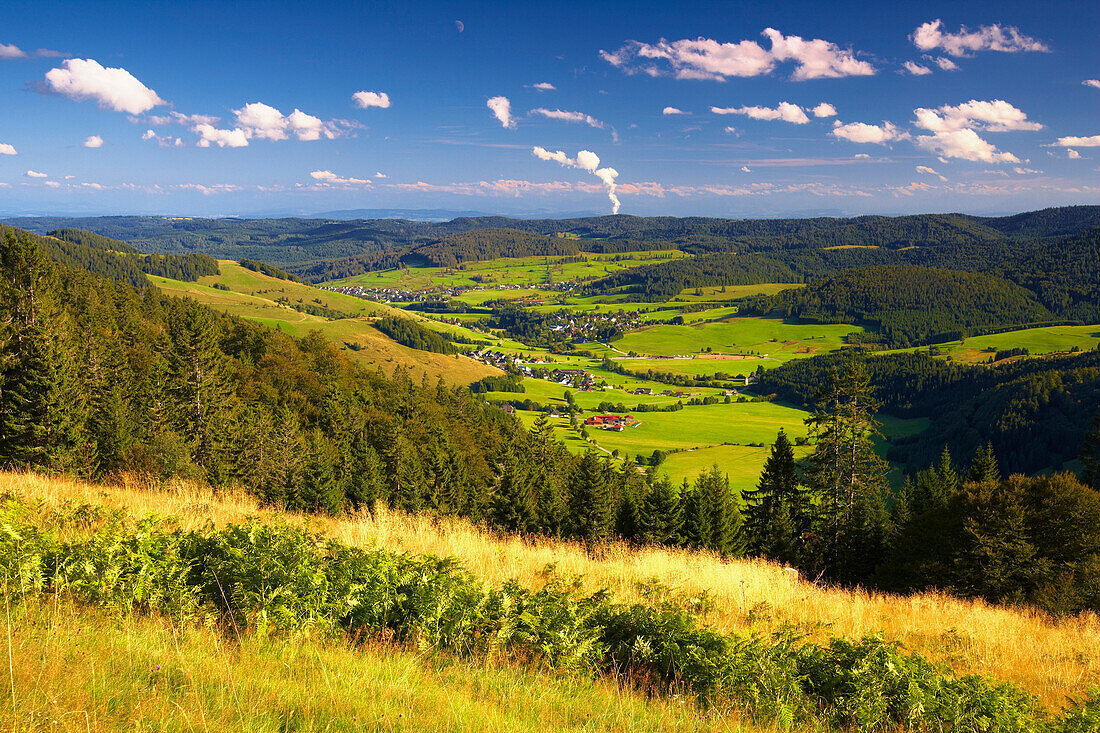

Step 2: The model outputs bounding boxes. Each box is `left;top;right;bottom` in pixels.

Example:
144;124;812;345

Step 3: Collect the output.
5;470;1099;710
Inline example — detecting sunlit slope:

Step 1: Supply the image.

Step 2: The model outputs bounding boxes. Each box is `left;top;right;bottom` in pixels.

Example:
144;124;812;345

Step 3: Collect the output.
9;470;1098;709
149;262;500;385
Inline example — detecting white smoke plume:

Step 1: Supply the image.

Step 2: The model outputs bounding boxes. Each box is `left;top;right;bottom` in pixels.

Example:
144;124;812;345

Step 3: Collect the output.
531;146;620;214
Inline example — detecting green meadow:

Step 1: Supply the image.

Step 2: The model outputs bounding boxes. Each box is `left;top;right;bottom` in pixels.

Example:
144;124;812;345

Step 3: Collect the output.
615;317;863;358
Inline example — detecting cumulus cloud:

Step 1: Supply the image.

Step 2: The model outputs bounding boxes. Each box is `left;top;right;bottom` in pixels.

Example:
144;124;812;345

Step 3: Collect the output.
740;166;751;173
600;27;874;81
374;171;387;178
83;135;104;148
309;170;371;186
913;100;1041;133
915;128;1019;163
43;58;166;114
662;106;687;115
25;170;48;178
1084;80;1100;90
531;146;620;214
208;103;343;144
530;82;556;91
916;165;947;181
711;102;809;124
1013;166;1041;175
193;123;249;148
911;20;1049;56
487;96;515;128
1067;149;1081;159
1056;135;1100;147
933;57;959;71
0;143;16;155
352;91;391;109
812;102;837;117
723;126;740;135
831;120;907;144
904;61;932;75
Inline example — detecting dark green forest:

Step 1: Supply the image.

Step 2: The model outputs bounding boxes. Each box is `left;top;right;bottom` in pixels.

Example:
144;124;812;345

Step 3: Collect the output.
738;265;1056;347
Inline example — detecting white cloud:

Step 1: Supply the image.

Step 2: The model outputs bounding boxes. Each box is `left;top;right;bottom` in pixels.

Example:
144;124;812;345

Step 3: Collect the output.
235;102;290;140
83;135;104;148
227;103;339;142
43;58;166;114
903;61;932;75
531;146;620;214
530;82;556;91
854;153;871;159
1067;149;1081;159
1084;80;1100;90
0;43;28;59
723;126;740;135
911;20;1049;56
711;102;809;124
352;91;391;109
662;106;687;115
913;100;1041;133
812;102;837;118
374;171;387;178
25;170;48;178
487;96;515;129
764;28;876;80
740;166;751;173
915;128;1019;163
933;57;959;71
309;170;371;186
530;107;609;133
831;120;907;144
1056;135;1100;147
193;123;249;148
1013;166;1041;175
143;129;184;147
0;143;16;155
44;180;60;188
916;165;947;181
600;27;874;81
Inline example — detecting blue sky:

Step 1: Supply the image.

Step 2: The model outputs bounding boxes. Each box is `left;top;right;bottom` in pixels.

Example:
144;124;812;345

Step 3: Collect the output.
0;0;1096;217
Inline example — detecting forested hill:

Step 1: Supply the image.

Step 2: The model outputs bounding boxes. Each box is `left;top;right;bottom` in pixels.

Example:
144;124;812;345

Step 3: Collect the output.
739;266;1054;347
754;349;1100;477
6;205;1098;272
0;224;219;288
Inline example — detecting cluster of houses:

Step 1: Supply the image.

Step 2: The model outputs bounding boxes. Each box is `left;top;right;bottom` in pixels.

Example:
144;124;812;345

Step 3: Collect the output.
542;309;645;342
323;279;579;305
584;414;636;431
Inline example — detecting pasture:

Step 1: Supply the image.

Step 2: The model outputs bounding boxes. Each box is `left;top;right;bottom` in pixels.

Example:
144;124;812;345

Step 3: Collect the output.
615;317;863;358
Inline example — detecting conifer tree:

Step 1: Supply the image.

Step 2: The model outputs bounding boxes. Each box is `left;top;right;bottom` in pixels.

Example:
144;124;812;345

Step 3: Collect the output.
640;474;683;546
802;359;892;584
743;429;800;561
491;440;537;534
614;456;646;541
966;442;1001;484
568;450;614;544
705;465;743;558
683;474;713;550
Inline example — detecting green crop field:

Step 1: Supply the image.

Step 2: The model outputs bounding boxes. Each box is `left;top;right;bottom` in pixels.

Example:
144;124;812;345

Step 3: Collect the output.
327;250;687;290
887;325;1100;363
584;401;811;456
660;443;815;492
615;317;863;359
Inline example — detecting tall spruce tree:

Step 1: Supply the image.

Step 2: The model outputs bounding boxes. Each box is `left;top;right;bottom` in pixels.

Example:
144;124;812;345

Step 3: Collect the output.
567;450;615;544
491;439;538;534
966;442;1001;485
743;429;801;562
802;359;892;584
640;474;683;546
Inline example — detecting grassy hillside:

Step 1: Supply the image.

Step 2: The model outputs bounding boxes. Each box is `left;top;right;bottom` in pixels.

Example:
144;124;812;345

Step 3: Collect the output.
149;261;501;385
13;600;721;732
7;470;1098;711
